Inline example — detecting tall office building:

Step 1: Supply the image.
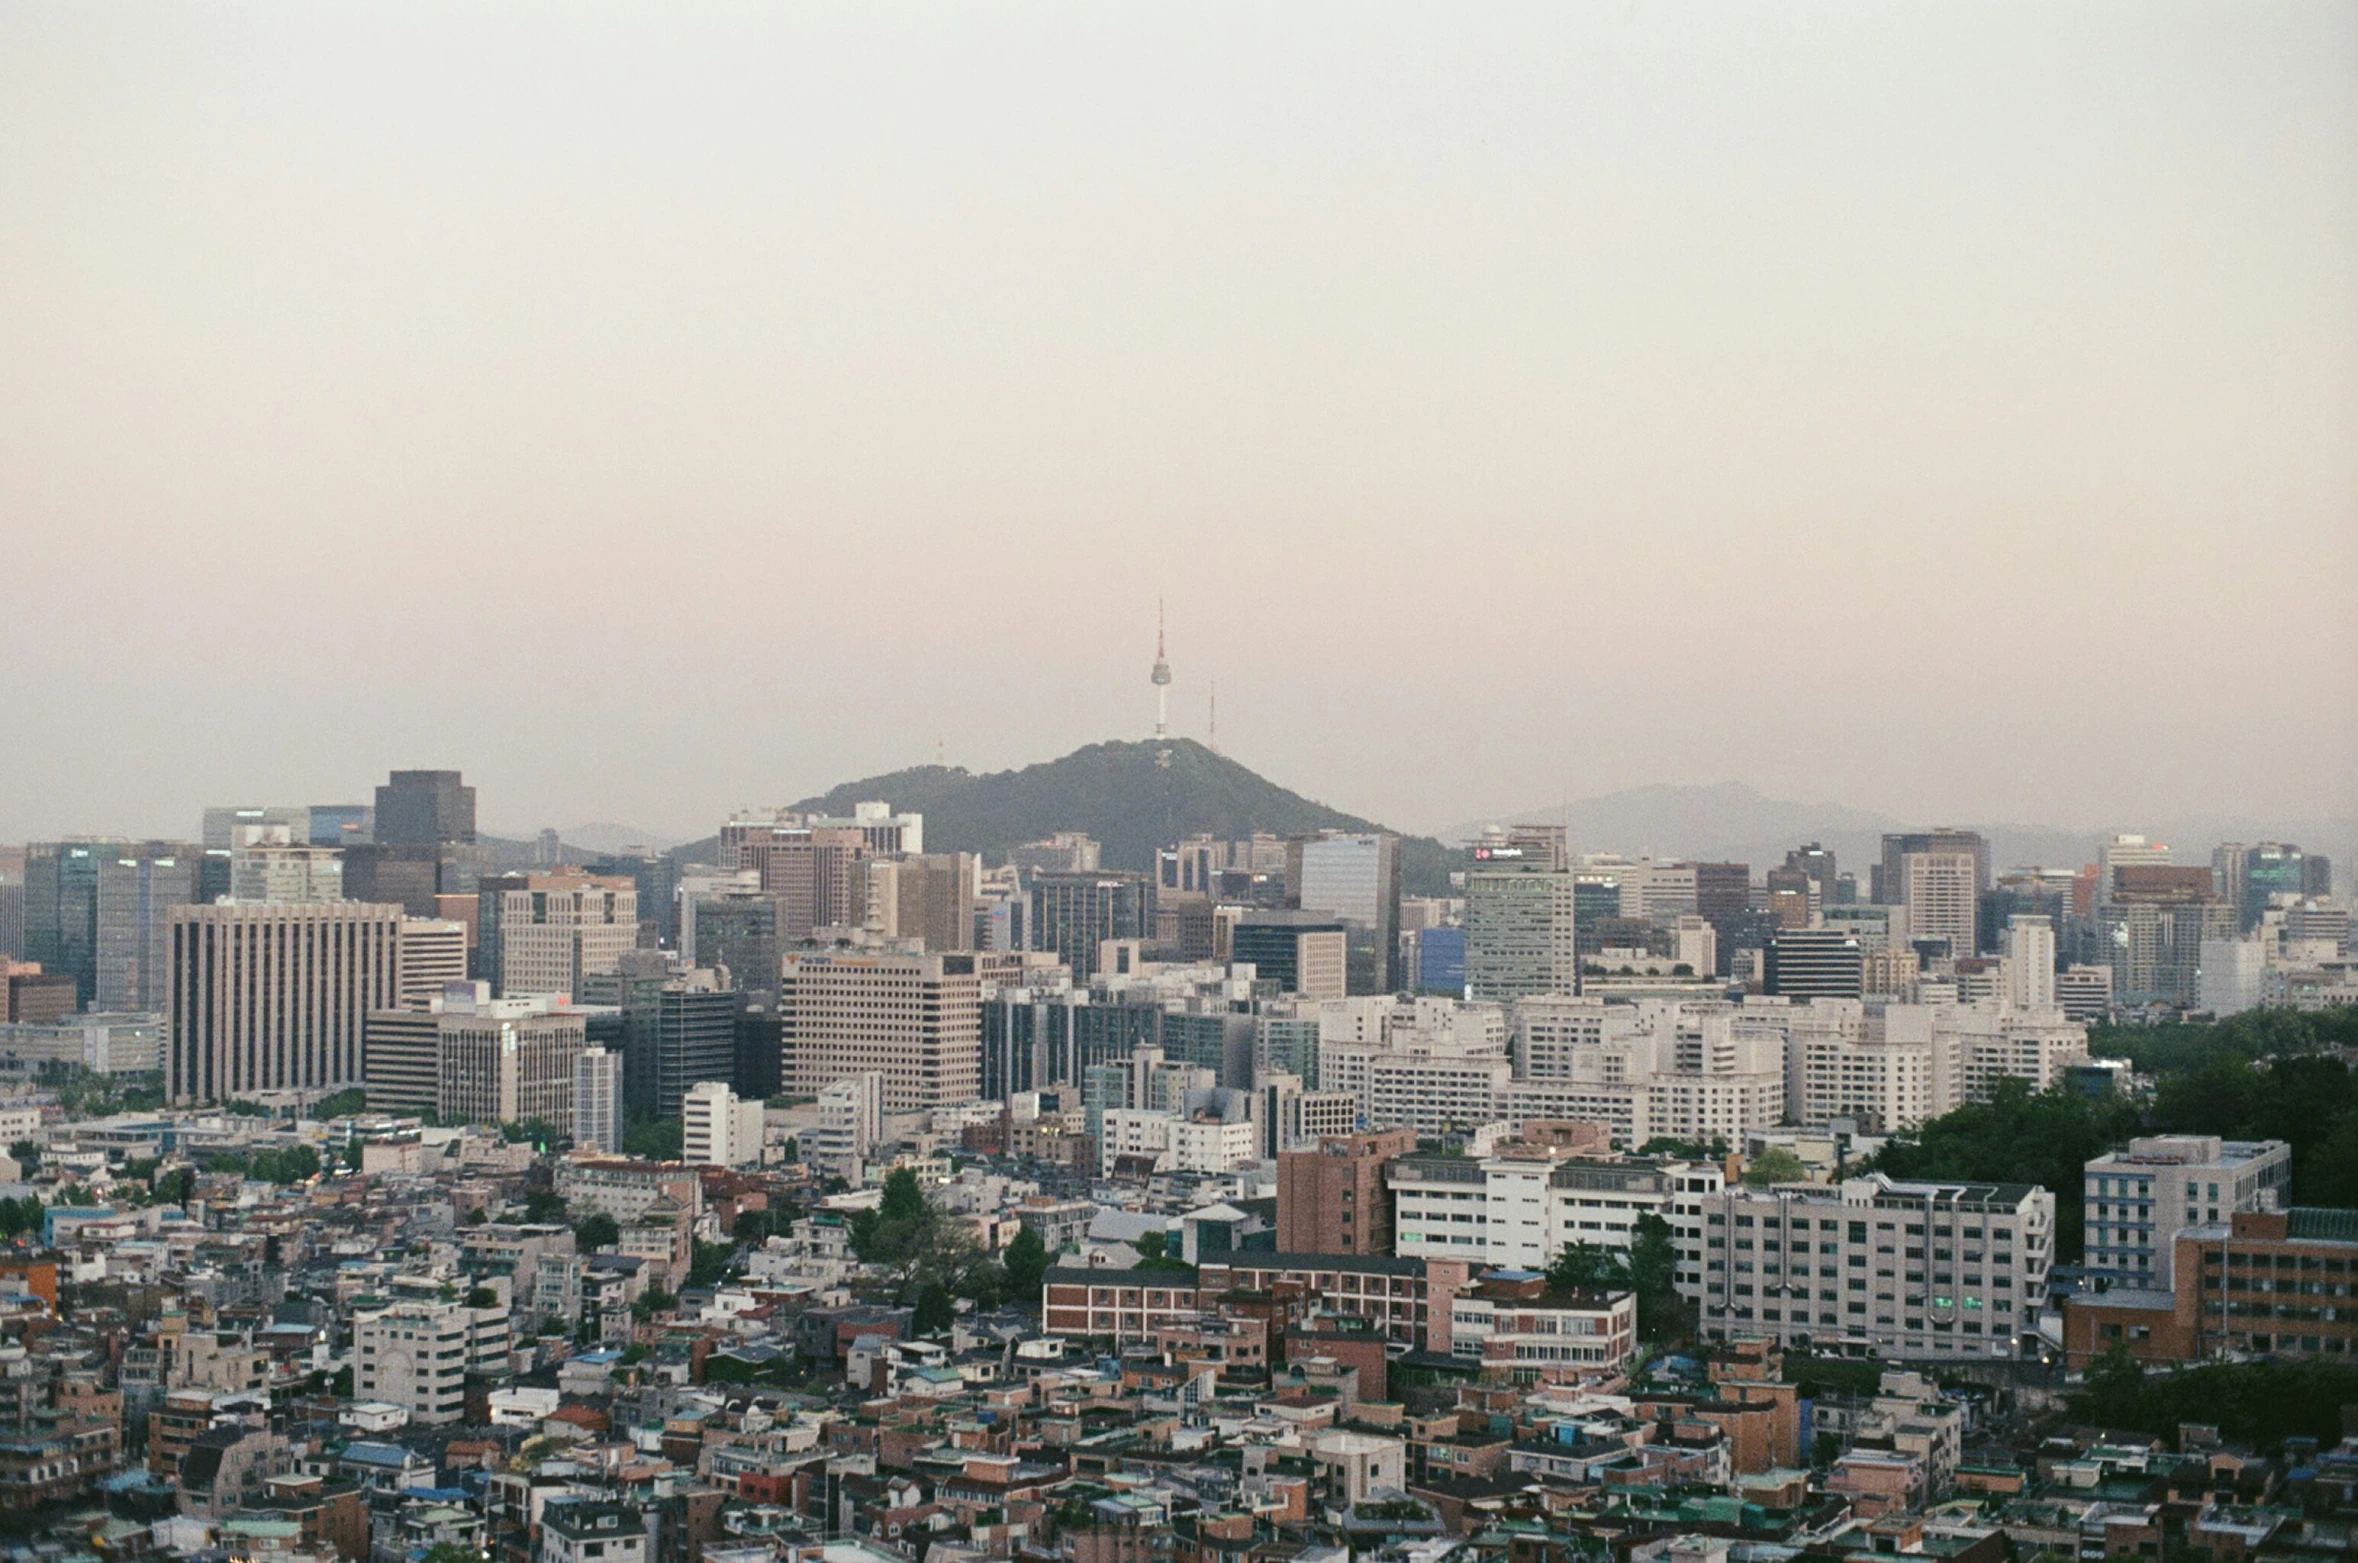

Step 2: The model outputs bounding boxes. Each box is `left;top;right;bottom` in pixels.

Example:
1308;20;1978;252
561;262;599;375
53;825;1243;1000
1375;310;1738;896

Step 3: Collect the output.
2241;844;2310;928
614;968;740;1121
342;844;442;919
94;849;198;1013
1762;928;1864;999
201;806;310;849
363;983;586;1134
777;950;981;1110
23;841;109;1007
1876;829;1991;904
488;872;638;1000
574;1046;622;1154
1693;862;1752;970
307;804;371;847
680;887;784;999
1029;872;1152;982
858;853;979;952
2100;866;2233;1007
168;900;404;1103
2004;914;2056;1010
396;918;469;1009
1231;913;1349;1000
681;1080;767;1167
230;840;344;903
2095;834;2173;907
1290;833;1402;993
1464;847;1579;1004
374;770;476;847
807;1072;886;1179
1901;851;1979;960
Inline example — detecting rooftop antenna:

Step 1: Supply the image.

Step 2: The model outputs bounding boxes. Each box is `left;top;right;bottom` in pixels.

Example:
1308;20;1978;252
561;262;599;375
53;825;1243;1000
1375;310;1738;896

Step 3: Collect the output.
1150;597;1172;741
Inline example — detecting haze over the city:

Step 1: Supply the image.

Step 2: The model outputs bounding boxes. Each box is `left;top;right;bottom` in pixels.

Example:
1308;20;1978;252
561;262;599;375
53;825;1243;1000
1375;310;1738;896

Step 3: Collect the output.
3;3;2353;843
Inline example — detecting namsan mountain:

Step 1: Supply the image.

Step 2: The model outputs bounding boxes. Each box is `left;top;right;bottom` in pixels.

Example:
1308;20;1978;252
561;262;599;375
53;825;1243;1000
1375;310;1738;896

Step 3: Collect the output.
670;739;1465;895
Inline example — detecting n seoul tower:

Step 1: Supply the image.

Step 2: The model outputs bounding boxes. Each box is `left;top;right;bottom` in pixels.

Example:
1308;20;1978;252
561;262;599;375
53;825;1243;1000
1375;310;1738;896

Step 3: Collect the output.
1150;599;1172;740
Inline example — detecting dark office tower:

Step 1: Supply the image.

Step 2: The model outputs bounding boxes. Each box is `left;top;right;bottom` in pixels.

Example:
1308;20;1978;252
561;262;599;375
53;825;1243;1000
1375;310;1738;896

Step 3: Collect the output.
374;770;476;848
1029;871;1152;983
616;972;740;1121
982;989;1083;1100
23;842;105;1008
734;1006;782;1101
1762;928;1865;1000
1874;830;1990;904
2242;844;2308;929
1231;913;1350;1000
307;805;371;847
95;850;199;1012
1784;843;1838;896
342;844;442;919
2303;855;2334;897
473;873;533;990
1691;862;1752;977
587;853;680;946
682;891;782;1001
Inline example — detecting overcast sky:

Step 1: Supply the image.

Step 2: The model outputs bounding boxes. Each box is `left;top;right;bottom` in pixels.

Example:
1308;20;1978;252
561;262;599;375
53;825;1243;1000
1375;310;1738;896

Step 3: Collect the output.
3;2;2353;844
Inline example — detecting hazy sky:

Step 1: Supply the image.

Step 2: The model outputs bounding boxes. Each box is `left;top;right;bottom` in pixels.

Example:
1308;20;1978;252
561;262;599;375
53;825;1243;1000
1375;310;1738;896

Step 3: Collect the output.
4;2;2354;844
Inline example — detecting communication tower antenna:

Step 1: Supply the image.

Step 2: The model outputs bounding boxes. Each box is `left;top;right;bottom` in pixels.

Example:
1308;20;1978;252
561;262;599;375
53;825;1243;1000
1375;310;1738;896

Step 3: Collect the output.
1150;598;1172;741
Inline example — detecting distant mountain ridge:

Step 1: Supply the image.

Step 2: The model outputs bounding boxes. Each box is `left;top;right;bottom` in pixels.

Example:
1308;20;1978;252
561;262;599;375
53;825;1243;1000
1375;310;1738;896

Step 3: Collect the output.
1457;781;2357;885
669;738;1466;895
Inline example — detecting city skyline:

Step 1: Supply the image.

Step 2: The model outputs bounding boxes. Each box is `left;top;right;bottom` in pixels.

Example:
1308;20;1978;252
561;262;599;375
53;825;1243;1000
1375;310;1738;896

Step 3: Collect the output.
3;4;2353;842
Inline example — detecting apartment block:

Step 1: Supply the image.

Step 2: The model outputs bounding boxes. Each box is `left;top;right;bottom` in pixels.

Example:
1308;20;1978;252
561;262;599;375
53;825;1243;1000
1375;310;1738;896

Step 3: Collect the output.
1697;1174;2054;1359
2083;1135;2290;1290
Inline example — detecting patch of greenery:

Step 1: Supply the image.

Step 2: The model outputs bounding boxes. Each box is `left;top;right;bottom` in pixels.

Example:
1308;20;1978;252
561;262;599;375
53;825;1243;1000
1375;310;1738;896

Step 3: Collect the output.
2073;1348;2358;1449
313;1088;370;1119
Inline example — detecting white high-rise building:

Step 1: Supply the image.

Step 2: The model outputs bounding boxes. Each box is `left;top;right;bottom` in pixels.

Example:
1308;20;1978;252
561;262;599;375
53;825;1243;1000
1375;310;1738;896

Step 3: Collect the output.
397;918;469;1009
2003;915;2056;1011
681;1080;767;1168
573;1046;622;1155
807;1071;884;1178
168;900;403;1103
1902;851;1979;959
492;873;638;1001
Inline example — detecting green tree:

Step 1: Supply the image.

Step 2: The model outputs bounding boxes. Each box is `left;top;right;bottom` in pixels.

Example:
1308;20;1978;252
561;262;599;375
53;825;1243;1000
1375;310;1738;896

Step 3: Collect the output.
631;1286;675;1320
1625;1213;1692;1342
623;1114;683;1161
8;1141;36;1175
913;1281;955;1335
879;1168;926;1222
1742;1147;1811;1188
1870;1078;2141;1261
1003;1224;1049;1300
523;1186;570;1225
1546;1241;1628;1292
576;1212;620;1251
423;1542;484;1563
688;1240;735;1289
314;1088;370;1118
